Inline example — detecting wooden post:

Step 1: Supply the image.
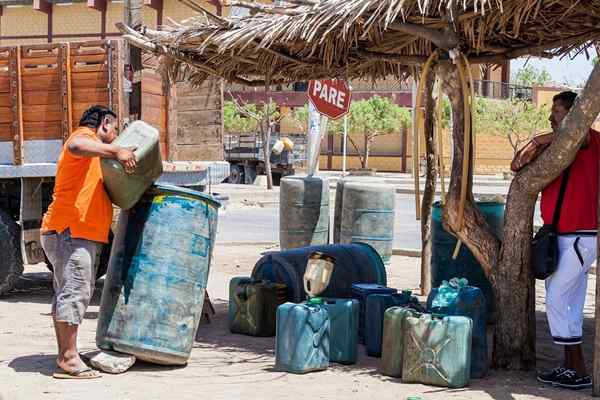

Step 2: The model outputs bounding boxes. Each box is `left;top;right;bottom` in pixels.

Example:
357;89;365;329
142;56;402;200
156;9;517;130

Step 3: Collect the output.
58;43;72;141
8;46;22;165
123;0;143;122
144;0;163;27
33;0;52;43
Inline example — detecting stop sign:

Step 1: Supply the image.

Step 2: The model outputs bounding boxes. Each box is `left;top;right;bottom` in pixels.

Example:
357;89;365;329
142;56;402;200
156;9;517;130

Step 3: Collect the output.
307;79;351;120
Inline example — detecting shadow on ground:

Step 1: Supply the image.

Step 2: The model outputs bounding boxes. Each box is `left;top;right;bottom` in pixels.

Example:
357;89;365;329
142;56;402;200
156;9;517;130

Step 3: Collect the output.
194;299;597;400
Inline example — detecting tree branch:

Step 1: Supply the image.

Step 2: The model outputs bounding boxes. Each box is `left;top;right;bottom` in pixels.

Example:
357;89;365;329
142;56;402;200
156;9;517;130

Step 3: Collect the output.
223;0;304;15
388;22;459;50
356;50;429;65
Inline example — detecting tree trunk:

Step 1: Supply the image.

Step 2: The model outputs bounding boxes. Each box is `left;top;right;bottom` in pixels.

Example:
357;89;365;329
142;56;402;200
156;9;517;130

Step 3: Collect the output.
438;63;500;278
420;66;437;296
262;124;273;190
437;61;600;371
494;62;600;370
363;134;369;169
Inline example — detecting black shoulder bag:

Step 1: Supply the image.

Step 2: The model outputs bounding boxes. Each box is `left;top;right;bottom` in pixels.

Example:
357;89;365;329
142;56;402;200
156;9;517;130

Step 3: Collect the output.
531;166;571;280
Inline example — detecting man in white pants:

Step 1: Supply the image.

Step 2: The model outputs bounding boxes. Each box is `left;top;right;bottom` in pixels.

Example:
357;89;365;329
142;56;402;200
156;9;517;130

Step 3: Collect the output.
512;91;599;390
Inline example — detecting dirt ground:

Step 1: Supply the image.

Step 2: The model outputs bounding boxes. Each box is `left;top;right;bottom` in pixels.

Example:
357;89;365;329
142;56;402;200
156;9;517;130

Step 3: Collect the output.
0;243;597;400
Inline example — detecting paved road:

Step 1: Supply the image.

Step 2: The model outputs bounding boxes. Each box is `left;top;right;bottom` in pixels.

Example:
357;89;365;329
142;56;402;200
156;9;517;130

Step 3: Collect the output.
216;194;543;249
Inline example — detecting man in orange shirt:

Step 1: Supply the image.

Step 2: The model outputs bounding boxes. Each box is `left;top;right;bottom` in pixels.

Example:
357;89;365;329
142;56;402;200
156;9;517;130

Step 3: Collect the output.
41;105;136;379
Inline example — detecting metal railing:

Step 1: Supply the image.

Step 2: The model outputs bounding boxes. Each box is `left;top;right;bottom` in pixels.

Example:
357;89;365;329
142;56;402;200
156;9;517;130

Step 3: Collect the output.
227;80;533;101
473;80;533;102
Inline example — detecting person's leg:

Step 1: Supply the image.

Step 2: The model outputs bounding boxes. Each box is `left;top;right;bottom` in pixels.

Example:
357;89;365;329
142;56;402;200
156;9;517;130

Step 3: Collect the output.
551;235;596;389
565;344;586;376
51;231;100;375
539;236;583;384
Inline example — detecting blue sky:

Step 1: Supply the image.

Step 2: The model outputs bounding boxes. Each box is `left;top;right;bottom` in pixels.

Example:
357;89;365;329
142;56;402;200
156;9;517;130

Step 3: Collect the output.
511;54;596;87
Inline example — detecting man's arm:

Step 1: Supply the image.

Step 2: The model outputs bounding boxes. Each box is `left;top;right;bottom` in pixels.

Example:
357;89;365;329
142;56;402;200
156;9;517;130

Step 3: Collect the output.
510;133;553;172
68;136;136;173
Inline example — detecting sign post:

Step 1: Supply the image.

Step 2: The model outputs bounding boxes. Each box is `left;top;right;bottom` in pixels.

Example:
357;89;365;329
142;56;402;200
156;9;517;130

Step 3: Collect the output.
306;79;352;176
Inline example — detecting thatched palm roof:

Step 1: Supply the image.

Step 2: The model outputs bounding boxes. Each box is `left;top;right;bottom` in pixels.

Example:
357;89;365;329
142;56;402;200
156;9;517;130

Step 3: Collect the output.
119;0;600;87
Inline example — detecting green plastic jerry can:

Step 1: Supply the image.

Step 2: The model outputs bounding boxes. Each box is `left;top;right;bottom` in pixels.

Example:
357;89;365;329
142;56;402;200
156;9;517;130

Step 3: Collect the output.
379;306;421;377
101;120;163;210
229;277;288;337
402;314;472;388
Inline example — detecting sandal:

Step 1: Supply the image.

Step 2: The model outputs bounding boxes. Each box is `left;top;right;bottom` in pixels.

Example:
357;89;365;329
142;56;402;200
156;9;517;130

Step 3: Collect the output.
53;366;101;380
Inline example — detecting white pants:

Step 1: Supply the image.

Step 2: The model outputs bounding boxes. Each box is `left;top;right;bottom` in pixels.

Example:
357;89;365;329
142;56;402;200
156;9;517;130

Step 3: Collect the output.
545;234;597;346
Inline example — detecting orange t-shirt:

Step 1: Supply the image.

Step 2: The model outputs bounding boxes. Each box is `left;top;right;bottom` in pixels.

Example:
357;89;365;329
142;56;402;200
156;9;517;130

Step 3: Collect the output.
41;127;113;243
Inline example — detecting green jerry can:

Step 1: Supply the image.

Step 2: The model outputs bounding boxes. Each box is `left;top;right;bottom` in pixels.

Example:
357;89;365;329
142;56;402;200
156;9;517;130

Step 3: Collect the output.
228;277;287;337
101;120;163;210
379;306;422;378
323;298;359;364
402;314;472;388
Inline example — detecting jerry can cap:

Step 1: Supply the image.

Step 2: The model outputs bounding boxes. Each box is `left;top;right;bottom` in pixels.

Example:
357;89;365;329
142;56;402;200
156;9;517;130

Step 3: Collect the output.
307;297;323;305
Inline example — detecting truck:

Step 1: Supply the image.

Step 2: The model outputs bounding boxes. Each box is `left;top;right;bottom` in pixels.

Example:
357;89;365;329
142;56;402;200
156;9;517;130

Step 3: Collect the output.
0;40;229;295
224;133;307;185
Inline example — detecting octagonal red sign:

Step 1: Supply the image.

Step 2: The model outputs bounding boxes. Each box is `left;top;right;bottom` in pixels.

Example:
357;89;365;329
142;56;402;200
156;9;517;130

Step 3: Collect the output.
307;79;351;120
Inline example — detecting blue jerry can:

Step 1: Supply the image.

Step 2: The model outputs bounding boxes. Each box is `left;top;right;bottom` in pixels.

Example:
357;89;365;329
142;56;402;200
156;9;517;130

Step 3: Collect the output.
275;300;330;373
351;284;397;343
323;298;359;364
426;278;488;378
365;291;424;357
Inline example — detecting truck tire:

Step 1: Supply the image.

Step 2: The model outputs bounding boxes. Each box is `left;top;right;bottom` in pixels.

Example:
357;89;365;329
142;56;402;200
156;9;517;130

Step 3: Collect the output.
45;230;113;280
227;164;244;185
0;209;24;296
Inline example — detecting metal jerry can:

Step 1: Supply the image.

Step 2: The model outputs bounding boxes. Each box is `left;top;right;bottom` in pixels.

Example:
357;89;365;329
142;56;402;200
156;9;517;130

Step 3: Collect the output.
379;306;422;377
402;314;472;388
426;278;488;378
275;300;330;374
322;298;359;364
365;291;424;357
228;277;287;337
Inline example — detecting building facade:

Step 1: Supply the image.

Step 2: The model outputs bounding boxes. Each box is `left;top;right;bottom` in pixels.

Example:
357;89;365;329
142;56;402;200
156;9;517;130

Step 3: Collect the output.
0;0;221;45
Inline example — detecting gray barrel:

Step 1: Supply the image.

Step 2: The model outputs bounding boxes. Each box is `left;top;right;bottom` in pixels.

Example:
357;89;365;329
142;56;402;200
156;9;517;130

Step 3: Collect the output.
279;175;330;250
334;176;385;243
340;182;395;265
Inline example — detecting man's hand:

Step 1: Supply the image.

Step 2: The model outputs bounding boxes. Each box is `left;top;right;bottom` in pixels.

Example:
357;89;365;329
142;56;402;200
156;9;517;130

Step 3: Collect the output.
117;147;137;174
510;134;553;172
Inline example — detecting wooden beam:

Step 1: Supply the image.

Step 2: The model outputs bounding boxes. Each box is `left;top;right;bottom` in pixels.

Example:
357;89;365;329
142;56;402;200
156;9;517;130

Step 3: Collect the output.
58;43;72;141
87;0;107;11
33;0;52;14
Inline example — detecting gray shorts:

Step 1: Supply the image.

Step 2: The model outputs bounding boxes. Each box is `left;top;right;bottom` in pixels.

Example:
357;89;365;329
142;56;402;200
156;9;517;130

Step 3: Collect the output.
41;229;101;325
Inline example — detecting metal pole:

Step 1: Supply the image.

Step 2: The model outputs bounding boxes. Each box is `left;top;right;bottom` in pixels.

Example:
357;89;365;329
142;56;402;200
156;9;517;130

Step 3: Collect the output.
342;114;348;175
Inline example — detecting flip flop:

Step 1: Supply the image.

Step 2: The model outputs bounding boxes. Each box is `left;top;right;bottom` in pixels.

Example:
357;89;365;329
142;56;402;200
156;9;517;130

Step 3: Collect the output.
53;366;101;380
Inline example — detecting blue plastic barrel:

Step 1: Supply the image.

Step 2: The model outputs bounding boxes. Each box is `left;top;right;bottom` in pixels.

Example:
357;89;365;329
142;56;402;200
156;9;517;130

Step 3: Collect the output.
252;243;386;303
431;201;503;317
96;184;220;365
